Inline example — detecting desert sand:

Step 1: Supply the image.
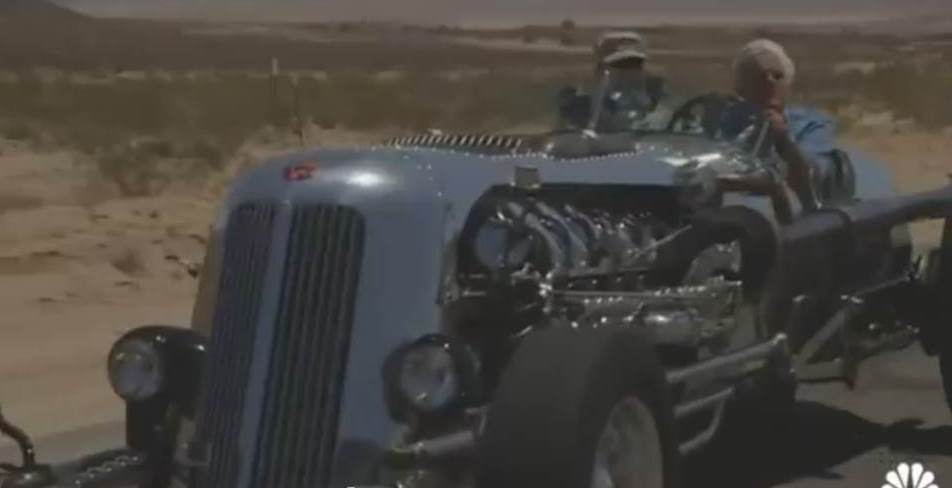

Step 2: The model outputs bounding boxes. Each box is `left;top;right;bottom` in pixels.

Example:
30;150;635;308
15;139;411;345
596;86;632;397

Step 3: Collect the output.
0;140;212;450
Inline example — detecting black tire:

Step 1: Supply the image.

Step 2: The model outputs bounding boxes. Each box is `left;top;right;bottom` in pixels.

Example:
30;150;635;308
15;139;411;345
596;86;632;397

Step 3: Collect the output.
476;326;679;488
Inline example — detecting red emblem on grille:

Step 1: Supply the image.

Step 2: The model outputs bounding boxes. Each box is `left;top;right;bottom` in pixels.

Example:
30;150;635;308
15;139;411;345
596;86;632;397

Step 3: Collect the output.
284;162;317;181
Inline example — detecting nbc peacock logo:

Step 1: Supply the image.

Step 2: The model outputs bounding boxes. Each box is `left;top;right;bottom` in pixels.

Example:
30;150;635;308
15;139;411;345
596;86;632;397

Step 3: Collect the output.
883;462;939;488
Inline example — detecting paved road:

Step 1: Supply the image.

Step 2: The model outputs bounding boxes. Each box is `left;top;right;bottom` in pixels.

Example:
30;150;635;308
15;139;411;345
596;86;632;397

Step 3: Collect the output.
2;346;949;487
686;346;952;487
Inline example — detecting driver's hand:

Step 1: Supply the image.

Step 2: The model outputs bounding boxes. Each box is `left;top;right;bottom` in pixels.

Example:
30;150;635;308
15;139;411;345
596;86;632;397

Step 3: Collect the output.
763;106;789;140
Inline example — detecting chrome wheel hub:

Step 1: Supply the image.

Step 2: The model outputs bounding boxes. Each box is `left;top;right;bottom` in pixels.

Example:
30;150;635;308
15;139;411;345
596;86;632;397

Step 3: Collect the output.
591;397;664;488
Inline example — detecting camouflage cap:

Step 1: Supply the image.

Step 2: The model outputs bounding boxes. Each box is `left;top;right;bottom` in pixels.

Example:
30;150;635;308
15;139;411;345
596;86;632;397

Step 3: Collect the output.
594;31;648;67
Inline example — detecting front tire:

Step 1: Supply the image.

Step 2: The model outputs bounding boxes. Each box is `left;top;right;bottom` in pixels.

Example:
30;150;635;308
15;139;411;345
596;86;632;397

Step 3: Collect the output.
476;326;679;488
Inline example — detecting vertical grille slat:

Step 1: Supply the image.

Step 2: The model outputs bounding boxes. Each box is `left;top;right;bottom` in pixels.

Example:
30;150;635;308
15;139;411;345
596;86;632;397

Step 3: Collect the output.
213;207;267;486
298;207;342;484
288;208;328;486
209;207;266;486
194;204;276;488
312;210;363;484
287;208;332;486
270;208;317;488
267;207;309;488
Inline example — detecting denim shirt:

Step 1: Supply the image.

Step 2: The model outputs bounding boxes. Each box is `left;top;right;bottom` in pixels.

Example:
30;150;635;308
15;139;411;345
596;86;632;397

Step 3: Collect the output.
720;100;834;143
720;101;838;179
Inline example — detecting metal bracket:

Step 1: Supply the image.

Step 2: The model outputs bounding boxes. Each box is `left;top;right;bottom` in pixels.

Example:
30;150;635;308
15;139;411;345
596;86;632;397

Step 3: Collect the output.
512;165;541;191
674;387;735;420
586;68;614;134
678;402;728;455
781;294;811;347
384;430;477;466
793;296;863;386
667;335;789;455
0;406;38;472
665;334;790;455
666;334;787;386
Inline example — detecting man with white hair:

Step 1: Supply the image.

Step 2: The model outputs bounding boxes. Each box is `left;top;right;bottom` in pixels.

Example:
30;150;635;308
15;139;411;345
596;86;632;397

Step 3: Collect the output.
733;39;796;115
726;38;822;217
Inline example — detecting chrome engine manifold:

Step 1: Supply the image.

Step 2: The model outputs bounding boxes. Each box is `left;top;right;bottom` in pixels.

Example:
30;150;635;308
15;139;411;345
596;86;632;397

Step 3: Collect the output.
467;196;673;278
553;277;743;347
460;194;745;347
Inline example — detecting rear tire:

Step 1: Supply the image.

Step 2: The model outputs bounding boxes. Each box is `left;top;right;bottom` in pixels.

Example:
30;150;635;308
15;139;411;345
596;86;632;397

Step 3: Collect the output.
476;326;679;488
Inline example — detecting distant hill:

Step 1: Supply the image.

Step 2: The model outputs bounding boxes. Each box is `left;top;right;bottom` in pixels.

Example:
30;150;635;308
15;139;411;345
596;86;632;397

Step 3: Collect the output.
0;0;85;18
52;0;952;25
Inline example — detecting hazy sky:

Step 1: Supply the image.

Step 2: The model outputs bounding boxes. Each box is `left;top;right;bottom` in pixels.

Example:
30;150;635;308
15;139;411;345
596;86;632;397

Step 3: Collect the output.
58;0;952;25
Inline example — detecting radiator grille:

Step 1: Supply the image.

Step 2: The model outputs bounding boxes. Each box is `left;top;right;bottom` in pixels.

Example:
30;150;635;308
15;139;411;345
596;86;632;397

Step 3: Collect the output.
249;205;365;488
192;204;364;488
195;203;277;488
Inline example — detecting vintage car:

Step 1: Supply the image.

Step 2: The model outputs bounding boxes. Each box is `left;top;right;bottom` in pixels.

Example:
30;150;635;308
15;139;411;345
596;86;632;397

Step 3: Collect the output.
1;92;951;488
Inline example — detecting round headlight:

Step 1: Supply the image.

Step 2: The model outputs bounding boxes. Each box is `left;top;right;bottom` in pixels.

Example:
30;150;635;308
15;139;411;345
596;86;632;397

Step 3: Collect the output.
108;338;165;402
398;341;460;414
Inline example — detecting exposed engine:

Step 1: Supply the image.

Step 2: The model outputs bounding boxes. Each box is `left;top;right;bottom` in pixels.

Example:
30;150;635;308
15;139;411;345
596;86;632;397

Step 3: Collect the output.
466;196;674;278
452;189;744;353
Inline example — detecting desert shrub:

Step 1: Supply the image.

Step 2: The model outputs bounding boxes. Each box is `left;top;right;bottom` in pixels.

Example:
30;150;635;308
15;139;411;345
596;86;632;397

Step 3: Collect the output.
792;59;952;130
0;120;36;141
110;248;146;276
185;138;227;170
559;33;579;46
0;193;43;213
95;138;168;196
0;17;586;73
859;61;952;129
93;135;233;196
291;71;575;132
0;75;272;180
0;69;588;193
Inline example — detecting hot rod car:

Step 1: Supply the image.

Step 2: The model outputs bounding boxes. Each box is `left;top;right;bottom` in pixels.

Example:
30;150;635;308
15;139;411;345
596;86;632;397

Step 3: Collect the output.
1;91;951;488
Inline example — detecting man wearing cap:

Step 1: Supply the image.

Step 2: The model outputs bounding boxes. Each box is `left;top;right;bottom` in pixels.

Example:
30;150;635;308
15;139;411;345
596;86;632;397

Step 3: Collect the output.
557;30;666;131
719;39;823;219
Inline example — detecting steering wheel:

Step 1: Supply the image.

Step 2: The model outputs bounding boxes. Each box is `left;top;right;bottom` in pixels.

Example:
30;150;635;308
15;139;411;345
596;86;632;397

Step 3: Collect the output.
666;92;752;140
668;93;798;222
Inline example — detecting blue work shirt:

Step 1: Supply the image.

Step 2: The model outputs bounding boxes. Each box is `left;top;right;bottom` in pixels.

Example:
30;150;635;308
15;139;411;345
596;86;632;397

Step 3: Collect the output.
719;100;838;182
